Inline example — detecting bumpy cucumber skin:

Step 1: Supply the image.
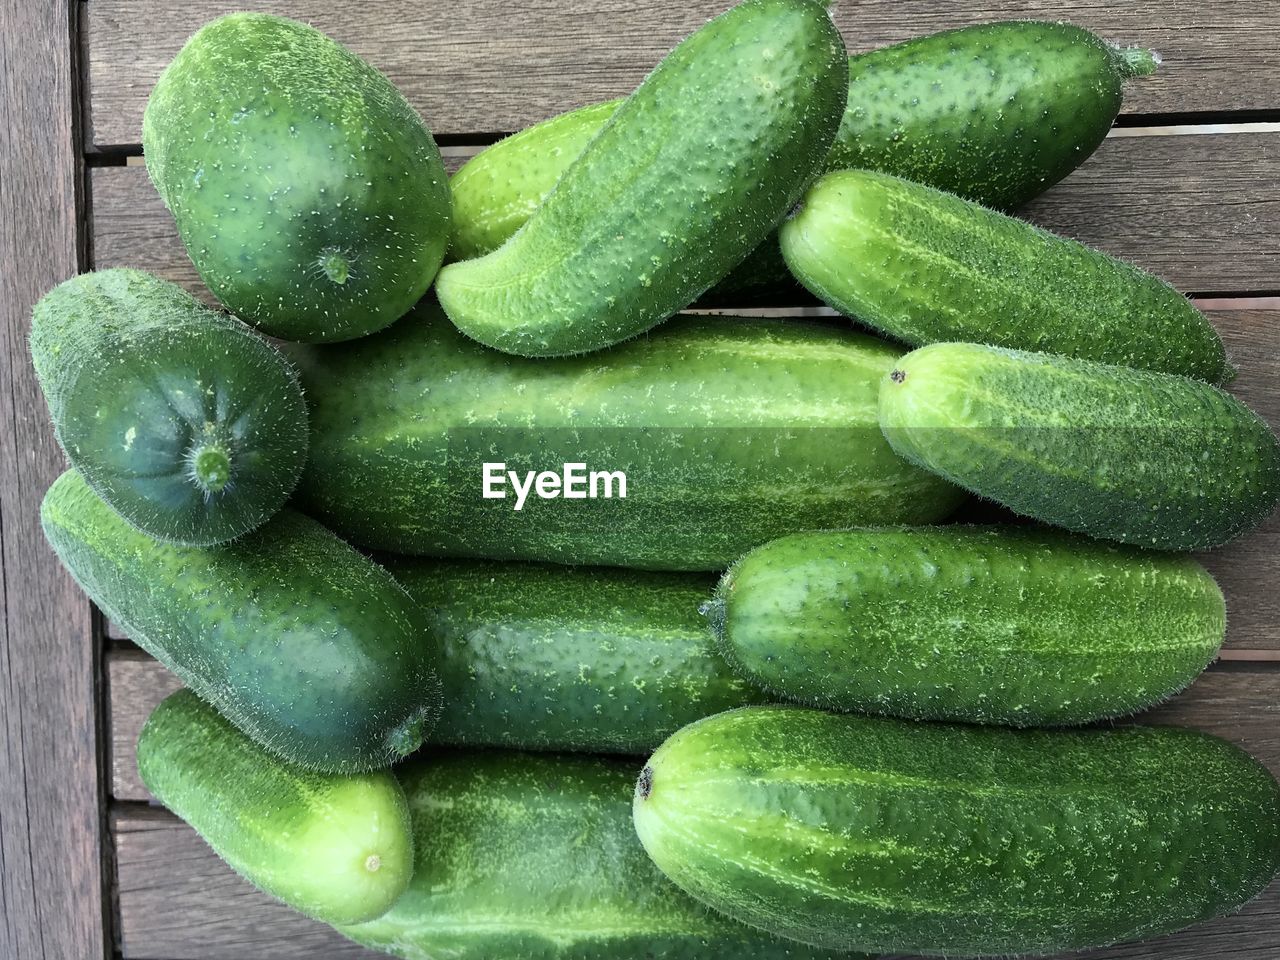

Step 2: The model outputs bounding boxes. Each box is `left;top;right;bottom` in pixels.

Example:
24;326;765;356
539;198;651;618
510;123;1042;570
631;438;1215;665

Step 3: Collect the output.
634;706;1280;955
29;269;308;545
829;21;1157;210
711;526;1224;727
387;559;765;754
138;690;413;925
143;13;451;341
41;470;441;772
879;343;1280;550
339;751;851;960
295;304;963;570
435;0;847;356
782;171;1230;382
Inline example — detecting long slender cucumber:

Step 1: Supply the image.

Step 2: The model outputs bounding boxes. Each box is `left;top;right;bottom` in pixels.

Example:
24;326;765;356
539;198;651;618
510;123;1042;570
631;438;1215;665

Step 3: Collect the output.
295;304;963;570
781;171;1229;382
435;0;848;355
634;706;1280;955
709;526;1225;726
878;343;1280;549
387;559;765;753
138;690;413;925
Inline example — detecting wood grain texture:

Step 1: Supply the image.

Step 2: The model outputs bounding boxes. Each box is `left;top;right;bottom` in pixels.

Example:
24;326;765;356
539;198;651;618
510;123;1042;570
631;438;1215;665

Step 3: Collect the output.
111;665;1280;958
0;2;108;958
85;1;1280;149
89;130;1280;296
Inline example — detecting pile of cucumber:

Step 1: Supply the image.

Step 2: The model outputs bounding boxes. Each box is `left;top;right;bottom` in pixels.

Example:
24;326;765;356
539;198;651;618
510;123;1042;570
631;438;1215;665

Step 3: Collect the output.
29;1;1280;957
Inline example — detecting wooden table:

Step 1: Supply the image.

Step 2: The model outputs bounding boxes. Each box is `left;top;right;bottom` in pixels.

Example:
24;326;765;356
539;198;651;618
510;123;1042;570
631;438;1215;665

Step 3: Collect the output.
2;2;1279;958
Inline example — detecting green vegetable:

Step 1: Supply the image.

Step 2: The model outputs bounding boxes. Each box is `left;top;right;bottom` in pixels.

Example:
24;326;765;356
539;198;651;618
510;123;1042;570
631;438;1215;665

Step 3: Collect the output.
781;171;1229;382
386;559;765;754
434;0;847;355
709;526;1224;726
878;343;1280;549
41;470;440;772
448;21;1157;301
143;13;451;342
138;690;413;925
29;269;307;545
634;705;1280;955
339;750;849;960
296;304;963;570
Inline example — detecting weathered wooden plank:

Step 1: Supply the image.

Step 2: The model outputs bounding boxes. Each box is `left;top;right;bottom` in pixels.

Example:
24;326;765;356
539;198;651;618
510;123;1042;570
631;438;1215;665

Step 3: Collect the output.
86;1;1280;149
89;130;1280;296
113;664;1280;959
0;2;109;959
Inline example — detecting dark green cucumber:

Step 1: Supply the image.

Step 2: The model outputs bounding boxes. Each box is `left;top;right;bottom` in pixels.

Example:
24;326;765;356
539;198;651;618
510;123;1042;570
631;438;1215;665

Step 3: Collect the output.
29;269;308;545
448;21;1157;301
386;559;765;753
41;470;440;772
710;526;1224;727
138;690;413;925
339;751;850;960
295;303;963;570
143;13;451;341
634;706;1280;955
435;0;847;355
781;171;1230;382
879;343;1280;550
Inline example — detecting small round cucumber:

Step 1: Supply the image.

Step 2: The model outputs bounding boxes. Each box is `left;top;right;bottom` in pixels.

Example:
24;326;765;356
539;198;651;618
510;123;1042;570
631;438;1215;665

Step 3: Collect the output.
710;526;1224;726
781;171;1230;383
29;269;307;545
435;0;848;356
143;13;451;341
42;470;441;773
338;751;850;960
387;559;765;754
138;690;413;925
634;706;1280;955
879;343;1280;549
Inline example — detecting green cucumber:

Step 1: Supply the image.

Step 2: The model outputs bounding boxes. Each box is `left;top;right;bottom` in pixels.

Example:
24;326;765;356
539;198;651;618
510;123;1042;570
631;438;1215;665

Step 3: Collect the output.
709;526;1224;727
781;171;1230;382
29;269;307;545
879;343;1280;550
41;470;440;772
634;706;1280;955
296;304;963;570
339;750;849;959
143;13;451;342
448;21;1157;301
434;0;847;356
138;690;413;925
387;559;765;754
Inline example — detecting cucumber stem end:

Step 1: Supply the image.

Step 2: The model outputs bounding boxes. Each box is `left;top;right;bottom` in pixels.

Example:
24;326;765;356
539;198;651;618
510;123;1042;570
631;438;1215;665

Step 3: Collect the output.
1114;46;1161;80
187;443;232;495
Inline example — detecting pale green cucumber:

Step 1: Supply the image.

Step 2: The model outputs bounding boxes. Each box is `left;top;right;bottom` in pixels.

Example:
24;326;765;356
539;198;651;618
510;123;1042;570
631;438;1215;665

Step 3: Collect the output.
138;690;413;925
435;0;848;355
781;171;1230;382
710;526;1224;726
634;706;1280;955
878;343;1280;549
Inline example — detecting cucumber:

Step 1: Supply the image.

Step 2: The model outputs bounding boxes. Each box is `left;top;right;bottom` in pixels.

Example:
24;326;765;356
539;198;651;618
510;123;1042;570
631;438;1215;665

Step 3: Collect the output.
29;269;307;545
387;559;765;754
634;705;1280;955
295;304;963;570
41;470;440;772
338;750;849;959
879;343;1280;550
709;526;1224;727
434;0;847;356
143;13;451;342
448;21;1157;300
138;690;413;925
781;171;1230;382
